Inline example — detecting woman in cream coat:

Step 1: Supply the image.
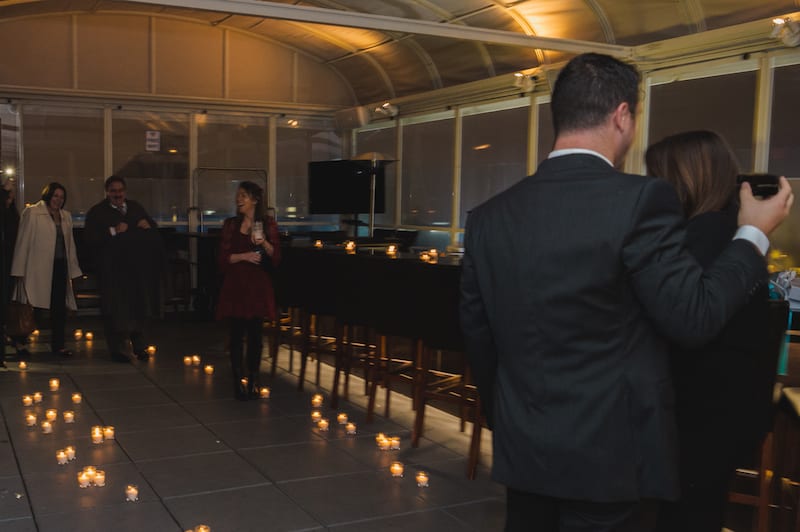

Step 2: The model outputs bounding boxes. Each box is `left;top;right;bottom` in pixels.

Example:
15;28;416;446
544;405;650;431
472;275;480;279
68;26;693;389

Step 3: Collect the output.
11;182;82;356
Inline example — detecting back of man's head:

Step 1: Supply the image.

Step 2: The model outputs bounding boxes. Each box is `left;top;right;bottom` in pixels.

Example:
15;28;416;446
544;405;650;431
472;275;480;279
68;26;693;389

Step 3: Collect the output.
551;53;640;137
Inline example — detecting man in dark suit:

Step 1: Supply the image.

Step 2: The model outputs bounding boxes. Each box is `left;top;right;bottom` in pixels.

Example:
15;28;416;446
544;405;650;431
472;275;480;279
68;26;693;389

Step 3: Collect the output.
84;176;164;362
460;53;793;531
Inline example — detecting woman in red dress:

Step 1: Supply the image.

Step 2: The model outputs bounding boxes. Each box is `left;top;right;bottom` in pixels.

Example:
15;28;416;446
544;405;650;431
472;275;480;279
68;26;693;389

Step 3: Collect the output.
216;181;280;400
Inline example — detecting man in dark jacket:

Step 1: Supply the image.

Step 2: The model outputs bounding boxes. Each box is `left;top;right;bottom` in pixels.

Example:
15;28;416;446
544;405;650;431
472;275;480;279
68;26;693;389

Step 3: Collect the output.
84;175;163;362
459;53;794;531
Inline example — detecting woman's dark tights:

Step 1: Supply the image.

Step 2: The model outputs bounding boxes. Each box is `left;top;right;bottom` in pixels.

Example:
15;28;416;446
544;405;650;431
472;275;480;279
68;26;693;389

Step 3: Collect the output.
228;317;264;397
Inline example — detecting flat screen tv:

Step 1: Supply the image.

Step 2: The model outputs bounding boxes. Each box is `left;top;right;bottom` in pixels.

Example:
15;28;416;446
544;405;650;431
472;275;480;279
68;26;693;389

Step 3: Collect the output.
308;160;385;215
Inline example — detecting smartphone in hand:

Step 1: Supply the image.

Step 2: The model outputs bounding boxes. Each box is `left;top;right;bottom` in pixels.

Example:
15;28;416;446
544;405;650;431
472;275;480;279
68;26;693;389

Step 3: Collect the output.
737;174;780;198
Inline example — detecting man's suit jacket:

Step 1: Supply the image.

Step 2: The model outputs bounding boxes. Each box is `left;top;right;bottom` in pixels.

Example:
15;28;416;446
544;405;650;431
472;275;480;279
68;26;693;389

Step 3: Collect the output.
460;154;766;502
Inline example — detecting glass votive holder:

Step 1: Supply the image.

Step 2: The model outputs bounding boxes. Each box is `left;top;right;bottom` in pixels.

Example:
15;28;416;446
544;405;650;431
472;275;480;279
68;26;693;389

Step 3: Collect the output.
204;365;214;375
65;446;76;461
45;409;58;422
345;422;357;435
56;449;68;465
259;387;270;399
125;484;139;501
94;470;106;487
103;426;115;440
415;470;430;487
72;392;82;404
390;461;404;477
25;413;37;427
49;378;60;391
33;392;42;403
63;410;75;423
317;418;330;431
41;421;53;434
85;331;94;341
77;472;91;488
22;395;33;407
336;412;348;425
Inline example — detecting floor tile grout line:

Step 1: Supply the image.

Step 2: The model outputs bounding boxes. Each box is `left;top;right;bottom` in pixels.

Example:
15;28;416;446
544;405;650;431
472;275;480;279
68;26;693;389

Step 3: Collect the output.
160;481;274;500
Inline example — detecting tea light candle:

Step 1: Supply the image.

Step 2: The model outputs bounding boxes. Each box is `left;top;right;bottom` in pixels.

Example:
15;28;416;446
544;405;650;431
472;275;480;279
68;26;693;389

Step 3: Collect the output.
63;410;75;423
146;345;157;356
65;446;76;461
94;470;106;487
83;466;97;482
419;252;431;263
33;392;42;403
125;484;139;501
77;472;91;488
313;239;323;249
191;355;201;366
375;432;386;444
85;331;94;341
317;418;330;431
71;392;82;404
390;436;401;450
204;365;214;375
378;437;391;451
386;244;398;257
45;409;58;422
259;387;270;399
390;461;404;477
31;329;40;338
345;422;357;435
25;413;37;427
428;249;439;263
336;412;348;425
103;426;115;440
195;526;211;532
344;240;356;254
56;449;68;465
91;426;104;444
18;361;27;370
41;421;53;434
311;394;323;408
415;470;430;487
49;378;60;391
22;395;33;406
310;410;322;423
183;355;192;366
74;329;83;340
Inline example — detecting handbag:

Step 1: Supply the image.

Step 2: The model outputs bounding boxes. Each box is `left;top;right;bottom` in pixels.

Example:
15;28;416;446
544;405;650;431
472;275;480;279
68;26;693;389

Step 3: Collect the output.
7;279;35;337
6;300;35;337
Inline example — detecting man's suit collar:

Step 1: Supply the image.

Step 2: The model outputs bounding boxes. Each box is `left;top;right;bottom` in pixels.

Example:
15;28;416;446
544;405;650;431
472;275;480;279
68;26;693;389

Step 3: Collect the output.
548;148;613;167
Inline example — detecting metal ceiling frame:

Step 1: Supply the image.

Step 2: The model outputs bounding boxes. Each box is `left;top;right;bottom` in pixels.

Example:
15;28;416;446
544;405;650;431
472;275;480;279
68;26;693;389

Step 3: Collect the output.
125;0;633;57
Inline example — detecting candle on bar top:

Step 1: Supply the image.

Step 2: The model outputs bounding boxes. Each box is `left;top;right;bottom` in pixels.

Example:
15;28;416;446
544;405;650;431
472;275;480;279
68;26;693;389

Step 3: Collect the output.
77;472;91;488
65;446;76;461
428;248;439;264
56;449;68;465
204;365;214;375
91;426;104;444
415;471;430;487
336;412;348;425
183;355;192;366
390;461;404;477
419;251;431;263
63;410;75;423
74;329;83;340
72;392;82;404
345;422;357;435
317;418;330;431
94;470;106;487
259;387;270;399
386;244;397;257
313;239;323;249
311;394;323;408
18;361;27;370
344;240;356;254
49;378;60;391
390;436;401;450
378;437;391;451
125;484;139;501
45;409;58;422
85;331;94;341
41;421;53;434
191;355;201;366
103;426;115;440
311;410;322;423
25;413;36;427
146;345;157;356
22;395;33;406
33;392;42;403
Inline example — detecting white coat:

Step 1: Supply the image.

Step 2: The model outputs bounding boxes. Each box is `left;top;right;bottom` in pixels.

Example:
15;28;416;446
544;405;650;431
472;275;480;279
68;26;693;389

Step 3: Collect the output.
10;200;82;310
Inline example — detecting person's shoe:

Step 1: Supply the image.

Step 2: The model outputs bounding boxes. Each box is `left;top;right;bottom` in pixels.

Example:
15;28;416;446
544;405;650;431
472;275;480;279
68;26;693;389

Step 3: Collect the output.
111;353;131;363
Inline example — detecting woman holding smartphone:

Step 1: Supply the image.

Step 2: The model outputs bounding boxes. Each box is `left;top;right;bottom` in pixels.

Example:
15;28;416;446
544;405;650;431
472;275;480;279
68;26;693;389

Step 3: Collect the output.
216;181;280;400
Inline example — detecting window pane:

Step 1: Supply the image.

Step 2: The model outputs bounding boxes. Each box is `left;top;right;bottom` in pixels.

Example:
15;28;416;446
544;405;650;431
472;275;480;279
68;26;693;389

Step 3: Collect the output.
197;114;269;225
649;72;757;171
112;110;189;223
460;107;528;226
355;127;397;226
537;103;555;165
276;125;342;222
401;118;454;227
770;64;800;177
21;105;104;221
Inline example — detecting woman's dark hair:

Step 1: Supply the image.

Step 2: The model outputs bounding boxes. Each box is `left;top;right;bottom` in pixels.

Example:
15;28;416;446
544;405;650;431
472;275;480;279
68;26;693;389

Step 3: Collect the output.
41;182;67;209
551;53;640;137
645;130;739;219
237;181;264;220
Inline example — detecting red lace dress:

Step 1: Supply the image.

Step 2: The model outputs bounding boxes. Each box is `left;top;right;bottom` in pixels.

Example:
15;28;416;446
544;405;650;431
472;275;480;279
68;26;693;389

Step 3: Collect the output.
215;216;280;320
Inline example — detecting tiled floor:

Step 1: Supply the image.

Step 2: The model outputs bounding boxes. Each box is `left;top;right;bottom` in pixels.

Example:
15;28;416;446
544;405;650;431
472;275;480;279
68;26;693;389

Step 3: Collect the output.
0;316;504;532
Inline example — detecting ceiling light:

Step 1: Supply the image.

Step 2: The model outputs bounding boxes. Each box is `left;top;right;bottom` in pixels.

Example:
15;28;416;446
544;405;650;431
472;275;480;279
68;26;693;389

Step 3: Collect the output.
473;144;491;151
771;17;800;47
513;72;535;92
